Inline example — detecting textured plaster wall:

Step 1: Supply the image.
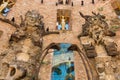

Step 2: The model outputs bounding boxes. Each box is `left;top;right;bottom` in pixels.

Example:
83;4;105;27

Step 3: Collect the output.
1;0;117;80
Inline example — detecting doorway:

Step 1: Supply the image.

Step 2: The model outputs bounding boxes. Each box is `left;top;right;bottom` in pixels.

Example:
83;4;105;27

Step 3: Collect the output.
51;43;75;80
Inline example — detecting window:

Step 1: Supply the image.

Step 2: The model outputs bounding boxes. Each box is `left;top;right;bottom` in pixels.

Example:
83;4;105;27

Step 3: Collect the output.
56;9;71;30
58;0;71;5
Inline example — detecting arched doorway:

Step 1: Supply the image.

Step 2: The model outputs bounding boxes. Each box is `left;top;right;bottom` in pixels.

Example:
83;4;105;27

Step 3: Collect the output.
51;43;75;80
39;43;93;80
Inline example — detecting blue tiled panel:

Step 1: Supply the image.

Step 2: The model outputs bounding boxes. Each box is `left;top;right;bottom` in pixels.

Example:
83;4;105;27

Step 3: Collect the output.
51;43;75;80
51;62;75;80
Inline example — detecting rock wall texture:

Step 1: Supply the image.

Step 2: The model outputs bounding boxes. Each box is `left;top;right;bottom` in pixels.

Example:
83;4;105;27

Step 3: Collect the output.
0;0;119;80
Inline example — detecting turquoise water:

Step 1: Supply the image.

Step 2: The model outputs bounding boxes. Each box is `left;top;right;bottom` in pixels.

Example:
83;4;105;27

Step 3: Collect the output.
51;43;75;80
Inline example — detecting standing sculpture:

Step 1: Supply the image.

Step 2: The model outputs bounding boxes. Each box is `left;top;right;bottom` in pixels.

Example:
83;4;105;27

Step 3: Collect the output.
78;12;118;80
79;11;116;45
0;10;59;80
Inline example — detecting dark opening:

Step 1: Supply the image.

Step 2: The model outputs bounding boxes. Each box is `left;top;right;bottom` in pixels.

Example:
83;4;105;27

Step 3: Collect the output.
10;67;16;76
58;0;71;5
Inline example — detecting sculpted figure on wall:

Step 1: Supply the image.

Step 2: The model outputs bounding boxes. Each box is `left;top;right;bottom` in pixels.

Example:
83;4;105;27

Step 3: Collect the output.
79;12;117;52
96;59;117;80
0;10;60;80
96;62;105;80
79;12;119;80
0;10;45;79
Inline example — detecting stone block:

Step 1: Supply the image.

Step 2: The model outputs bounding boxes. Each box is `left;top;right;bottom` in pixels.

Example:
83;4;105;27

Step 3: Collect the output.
16;53;30;62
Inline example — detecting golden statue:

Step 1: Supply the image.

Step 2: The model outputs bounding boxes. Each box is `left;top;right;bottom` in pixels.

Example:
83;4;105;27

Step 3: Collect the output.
61;16;66;30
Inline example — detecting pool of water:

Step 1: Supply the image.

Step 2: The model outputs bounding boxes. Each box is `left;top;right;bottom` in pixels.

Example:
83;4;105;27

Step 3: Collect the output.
51;43;75;80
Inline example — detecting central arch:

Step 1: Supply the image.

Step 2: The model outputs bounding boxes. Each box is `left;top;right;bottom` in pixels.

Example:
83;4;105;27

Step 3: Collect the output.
51;43;75;80
39;43;94;80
